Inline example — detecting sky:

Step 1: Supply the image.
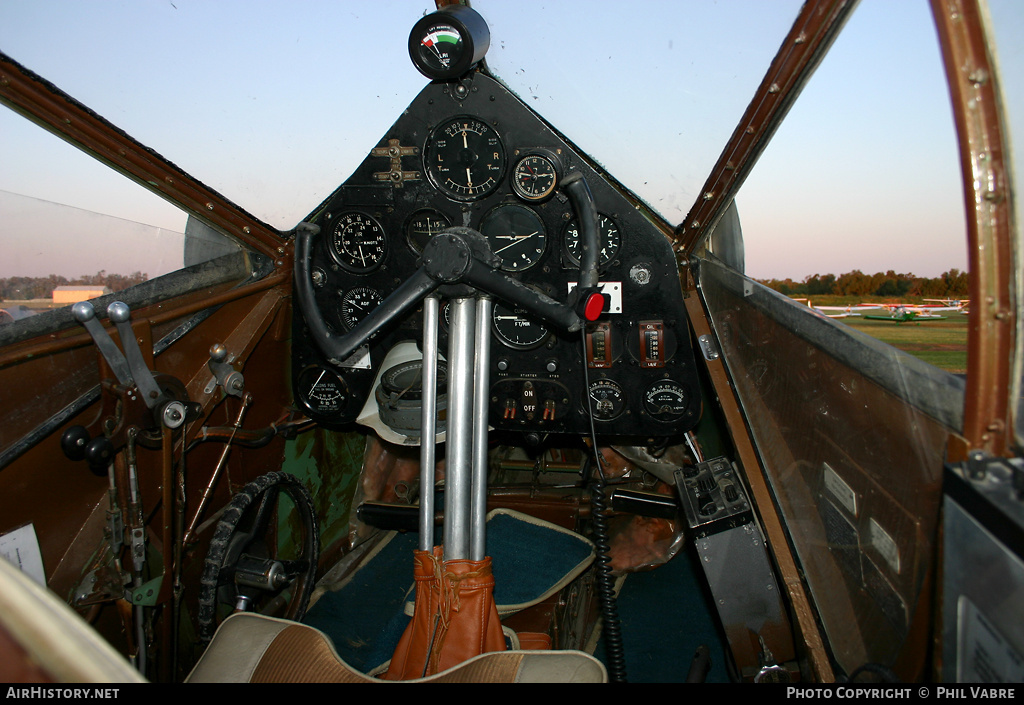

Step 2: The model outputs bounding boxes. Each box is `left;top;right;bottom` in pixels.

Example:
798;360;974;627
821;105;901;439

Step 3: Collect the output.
0;0;1021;282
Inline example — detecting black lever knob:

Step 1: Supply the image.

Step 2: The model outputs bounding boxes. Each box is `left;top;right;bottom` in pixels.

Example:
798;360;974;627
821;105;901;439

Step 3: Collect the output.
60;425;91;462
83;436;115;476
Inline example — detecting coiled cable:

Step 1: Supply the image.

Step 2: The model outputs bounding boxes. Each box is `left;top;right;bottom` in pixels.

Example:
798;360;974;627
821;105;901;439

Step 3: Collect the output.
581;328;627;683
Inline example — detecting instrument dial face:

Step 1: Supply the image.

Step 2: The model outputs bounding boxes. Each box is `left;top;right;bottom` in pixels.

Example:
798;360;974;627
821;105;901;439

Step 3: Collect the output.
412;23;466;79
512;154;558;202
586;379;626;421
340;287;383;330
563;214;621;267
329;212;387;273
406;209;452;253
481;204;547;272
297;366;348;416
492;304;549;350
425;117;505;201
643;380;690;419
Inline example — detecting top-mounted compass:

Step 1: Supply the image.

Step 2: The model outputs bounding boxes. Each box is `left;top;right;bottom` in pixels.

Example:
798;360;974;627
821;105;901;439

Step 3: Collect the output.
409;5;490;81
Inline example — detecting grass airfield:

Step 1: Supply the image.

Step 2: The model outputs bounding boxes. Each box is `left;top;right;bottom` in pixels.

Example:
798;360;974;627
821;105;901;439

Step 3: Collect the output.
794;296;969;374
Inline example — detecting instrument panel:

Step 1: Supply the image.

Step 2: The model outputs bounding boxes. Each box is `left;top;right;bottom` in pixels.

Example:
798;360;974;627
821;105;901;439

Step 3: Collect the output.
292;72;701;439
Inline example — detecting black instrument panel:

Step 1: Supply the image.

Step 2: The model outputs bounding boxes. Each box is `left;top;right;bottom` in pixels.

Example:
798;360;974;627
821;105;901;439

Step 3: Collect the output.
292;72;701;439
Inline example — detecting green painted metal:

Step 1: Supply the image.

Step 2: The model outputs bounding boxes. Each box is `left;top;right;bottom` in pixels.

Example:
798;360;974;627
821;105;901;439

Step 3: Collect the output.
279;428;366;556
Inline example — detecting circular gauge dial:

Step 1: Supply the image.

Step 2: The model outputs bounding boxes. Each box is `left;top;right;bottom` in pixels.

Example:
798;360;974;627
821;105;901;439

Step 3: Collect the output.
563;214;621;267
512;154;558;202
586;380;626;421
329;212;387;273
412;23;466;79
425;117;505;201
492;304;549;349
408;6;489;81
481;204;547;272
297;366;348;416
643;380;690;419
406;209;452;253
340;287;383;330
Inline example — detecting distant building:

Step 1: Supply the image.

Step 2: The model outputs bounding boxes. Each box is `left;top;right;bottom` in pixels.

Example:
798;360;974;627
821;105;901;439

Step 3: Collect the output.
52;285;111;304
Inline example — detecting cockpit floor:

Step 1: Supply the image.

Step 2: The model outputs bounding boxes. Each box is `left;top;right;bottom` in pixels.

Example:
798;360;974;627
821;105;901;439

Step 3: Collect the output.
595;548;729;683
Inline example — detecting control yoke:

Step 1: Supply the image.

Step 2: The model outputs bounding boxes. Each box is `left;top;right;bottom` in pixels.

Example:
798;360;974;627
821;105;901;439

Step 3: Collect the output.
293;171;603;366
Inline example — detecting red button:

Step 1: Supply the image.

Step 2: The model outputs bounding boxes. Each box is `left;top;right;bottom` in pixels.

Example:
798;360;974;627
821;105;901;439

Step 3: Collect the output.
584;292;605;321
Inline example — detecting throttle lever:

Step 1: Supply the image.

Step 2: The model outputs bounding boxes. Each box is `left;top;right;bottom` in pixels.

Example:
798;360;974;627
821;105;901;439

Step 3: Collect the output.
72;300;168;414
107;301;164;408
72;301;134;386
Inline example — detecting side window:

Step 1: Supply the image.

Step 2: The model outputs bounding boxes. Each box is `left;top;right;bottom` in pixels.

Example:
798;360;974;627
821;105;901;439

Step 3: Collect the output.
736;0;968;377
0;106;240;334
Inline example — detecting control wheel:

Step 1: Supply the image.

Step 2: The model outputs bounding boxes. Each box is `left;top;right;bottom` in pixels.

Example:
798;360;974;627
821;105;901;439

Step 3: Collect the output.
197;472;319;641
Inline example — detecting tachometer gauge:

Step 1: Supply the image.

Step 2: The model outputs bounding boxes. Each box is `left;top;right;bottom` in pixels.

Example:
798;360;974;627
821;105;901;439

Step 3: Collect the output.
563;214;621;267
406;209;452;253
511;152;560;202
480;204;547;272
329;212;387;273
492;304;549;350
408;5;490;81
586;380;626;421
425;117;505;201
643;380;690;419
340;287;383;330
297;366;349;416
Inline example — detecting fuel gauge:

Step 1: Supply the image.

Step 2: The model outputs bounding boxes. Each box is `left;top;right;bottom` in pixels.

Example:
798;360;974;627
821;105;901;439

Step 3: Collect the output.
297;366;349;417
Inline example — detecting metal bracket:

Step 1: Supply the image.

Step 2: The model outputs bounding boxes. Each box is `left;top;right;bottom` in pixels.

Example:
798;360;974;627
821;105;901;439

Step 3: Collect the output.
126;575;164;606
371;138;422;187
698;334;720;361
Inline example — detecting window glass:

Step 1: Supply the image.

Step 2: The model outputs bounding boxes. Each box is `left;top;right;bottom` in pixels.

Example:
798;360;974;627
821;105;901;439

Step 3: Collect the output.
0;0;431;232
0;112;199;327
737;0;971;377
480;0;803;225
988;0;1024;445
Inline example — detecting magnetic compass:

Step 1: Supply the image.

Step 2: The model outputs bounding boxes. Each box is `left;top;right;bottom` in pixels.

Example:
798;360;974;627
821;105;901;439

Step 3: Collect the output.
408;5;490;81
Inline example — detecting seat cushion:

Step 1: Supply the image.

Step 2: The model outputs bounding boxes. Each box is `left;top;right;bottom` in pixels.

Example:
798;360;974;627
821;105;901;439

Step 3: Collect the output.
187;613;606;683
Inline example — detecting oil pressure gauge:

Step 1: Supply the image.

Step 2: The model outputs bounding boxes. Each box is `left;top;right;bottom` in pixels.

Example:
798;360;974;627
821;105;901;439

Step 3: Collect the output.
409;5;490;81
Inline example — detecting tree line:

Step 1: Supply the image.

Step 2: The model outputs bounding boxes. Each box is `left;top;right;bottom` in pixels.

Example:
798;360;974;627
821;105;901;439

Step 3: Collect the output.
756;268;969;299
0;271;148;300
